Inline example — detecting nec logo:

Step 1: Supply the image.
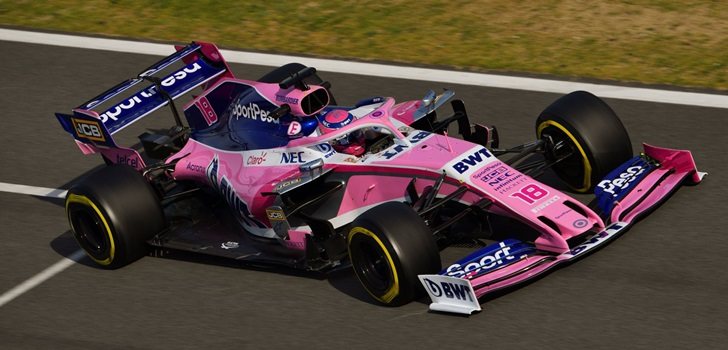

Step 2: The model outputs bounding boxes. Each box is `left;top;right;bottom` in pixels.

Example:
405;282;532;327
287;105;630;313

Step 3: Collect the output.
72;118;106;142
280;151;305;164
452;148;493;174
422;278;475;302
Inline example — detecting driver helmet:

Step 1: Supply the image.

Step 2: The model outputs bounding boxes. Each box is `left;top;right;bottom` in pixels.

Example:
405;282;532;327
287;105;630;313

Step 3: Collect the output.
318;109;365;156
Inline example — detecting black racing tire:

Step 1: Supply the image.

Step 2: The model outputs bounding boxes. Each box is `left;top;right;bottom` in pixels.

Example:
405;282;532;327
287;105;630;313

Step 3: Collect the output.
536;91;633;193
257;63;337;105
65;165;165;269
347;202;441;306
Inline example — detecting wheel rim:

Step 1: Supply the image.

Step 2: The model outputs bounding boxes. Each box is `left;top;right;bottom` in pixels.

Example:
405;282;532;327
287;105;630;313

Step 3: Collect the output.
69;206;110;260
355;239;392;293
348;226;401;303
545;127;585;184
538;121;592;192
66;193;116;265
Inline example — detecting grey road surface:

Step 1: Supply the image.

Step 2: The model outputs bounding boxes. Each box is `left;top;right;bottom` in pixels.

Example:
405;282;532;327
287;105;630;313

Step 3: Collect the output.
0;40;726;349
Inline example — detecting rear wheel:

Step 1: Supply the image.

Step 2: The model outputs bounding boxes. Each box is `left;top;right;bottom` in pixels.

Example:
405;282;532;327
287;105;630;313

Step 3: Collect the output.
66;165;165;269
536;91;633;192
347;202;441;306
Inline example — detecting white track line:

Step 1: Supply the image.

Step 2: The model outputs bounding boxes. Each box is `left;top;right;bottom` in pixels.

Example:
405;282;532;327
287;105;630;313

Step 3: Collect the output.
0;250;85;308
0;182;80;308
1;28;727;109
0;181;67;198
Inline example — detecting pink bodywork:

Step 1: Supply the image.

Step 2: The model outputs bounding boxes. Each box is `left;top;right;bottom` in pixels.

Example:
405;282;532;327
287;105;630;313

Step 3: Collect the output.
166;80;606;254
68;68;703;299
465;143;702;298
164;80;702;298
609;144;703;223
58;41;703;307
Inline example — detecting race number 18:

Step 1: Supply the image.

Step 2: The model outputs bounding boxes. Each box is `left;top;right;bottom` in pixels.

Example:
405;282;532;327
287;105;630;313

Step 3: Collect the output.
511;184;548;204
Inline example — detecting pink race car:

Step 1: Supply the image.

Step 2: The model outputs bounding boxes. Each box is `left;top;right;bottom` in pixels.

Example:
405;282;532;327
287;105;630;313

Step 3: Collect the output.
56;42;704;314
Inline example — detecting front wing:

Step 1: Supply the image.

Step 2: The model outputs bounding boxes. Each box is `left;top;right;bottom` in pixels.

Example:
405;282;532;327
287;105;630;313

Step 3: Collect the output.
419;144;704;315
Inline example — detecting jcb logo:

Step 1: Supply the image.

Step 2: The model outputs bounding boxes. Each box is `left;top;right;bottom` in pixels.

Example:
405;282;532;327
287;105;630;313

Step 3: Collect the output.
72;118;106;142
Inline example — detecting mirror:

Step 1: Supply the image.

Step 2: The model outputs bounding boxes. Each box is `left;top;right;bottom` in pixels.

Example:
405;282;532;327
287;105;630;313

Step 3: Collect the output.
422;90;436;107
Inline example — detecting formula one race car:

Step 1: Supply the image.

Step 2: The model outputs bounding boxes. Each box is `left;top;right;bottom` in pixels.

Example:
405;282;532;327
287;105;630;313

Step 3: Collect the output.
56;42;704;314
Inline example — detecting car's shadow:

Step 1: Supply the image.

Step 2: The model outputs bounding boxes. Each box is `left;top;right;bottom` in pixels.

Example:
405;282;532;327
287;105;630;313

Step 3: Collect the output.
49;228;381;305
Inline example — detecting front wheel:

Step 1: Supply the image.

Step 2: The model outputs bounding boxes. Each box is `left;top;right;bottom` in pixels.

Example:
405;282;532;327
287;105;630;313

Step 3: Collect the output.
536;91;633;193
66;165;166;269
347;202;441;306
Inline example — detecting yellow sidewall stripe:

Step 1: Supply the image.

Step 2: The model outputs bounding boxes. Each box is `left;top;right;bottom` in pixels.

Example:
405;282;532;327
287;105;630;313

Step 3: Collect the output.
537;120;593;192
66;193;116;265
347;226;400;304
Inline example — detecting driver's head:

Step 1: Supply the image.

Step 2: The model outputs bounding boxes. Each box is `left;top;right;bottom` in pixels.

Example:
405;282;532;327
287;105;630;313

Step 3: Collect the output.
318;109;365;156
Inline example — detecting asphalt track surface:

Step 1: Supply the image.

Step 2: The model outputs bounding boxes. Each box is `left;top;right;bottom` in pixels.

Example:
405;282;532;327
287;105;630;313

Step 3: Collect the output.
0;40;726;349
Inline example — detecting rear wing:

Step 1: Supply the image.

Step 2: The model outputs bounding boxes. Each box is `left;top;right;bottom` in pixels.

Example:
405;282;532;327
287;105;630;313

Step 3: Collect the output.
55;41;233;151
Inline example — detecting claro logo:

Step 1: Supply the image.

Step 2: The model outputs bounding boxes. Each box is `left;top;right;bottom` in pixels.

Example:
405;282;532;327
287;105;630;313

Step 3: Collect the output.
71;118;106;142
